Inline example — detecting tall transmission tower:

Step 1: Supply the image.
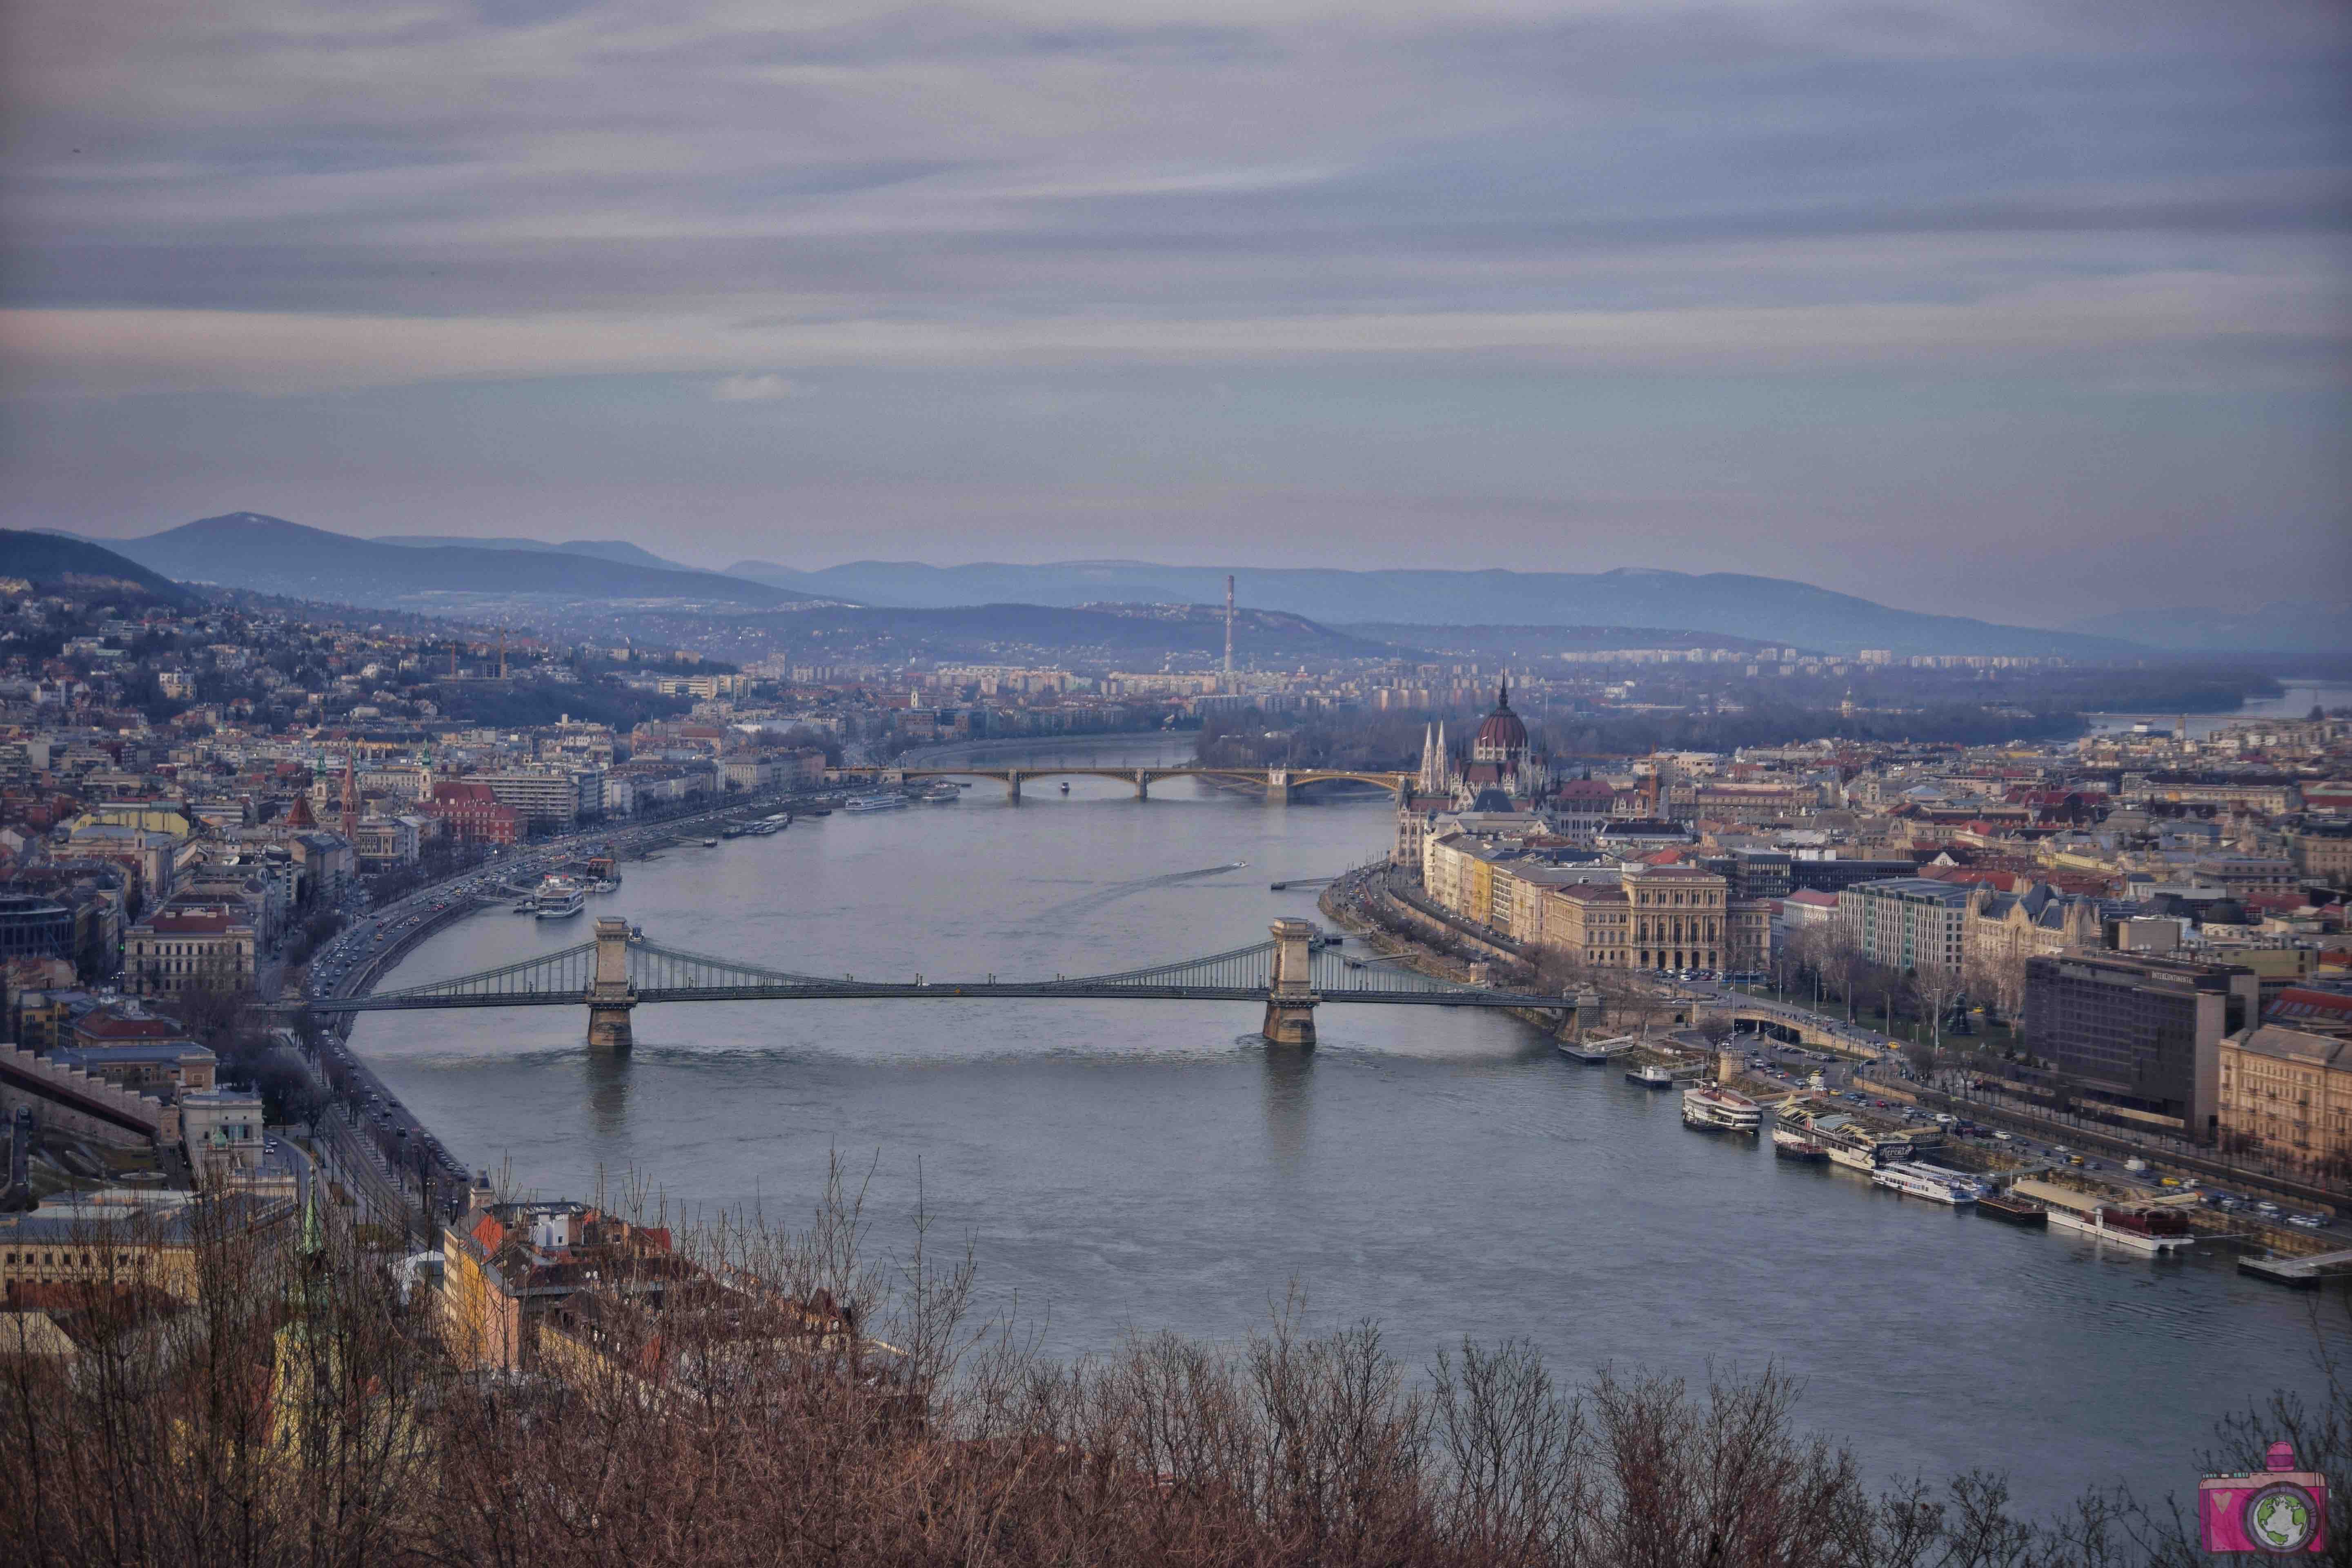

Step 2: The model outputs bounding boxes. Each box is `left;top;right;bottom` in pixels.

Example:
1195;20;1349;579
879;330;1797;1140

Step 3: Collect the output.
1223;575;1235;692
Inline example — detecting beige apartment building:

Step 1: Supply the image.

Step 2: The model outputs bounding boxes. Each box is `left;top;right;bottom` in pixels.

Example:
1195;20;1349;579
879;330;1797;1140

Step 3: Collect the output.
2217;1025;2352;1170
1420;832;1765;973
124;908;257;997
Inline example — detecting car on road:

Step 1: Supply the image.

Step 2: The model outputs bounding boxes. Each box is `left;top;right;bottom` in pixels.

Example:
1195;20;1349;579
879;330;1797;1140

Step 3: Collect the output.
2288;1214;2327;1229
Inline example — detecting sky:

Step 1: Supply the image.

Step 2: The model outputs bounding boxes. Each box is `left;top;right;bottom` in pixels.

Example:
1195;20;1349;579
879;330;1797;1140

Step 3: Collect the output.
2;0;2348;627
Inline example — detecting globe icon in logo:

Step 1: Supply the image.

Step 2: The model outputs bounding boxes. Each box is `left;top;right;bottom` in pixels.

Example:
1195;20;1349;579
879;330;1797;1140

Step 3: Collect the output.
2246;1482;2319;1551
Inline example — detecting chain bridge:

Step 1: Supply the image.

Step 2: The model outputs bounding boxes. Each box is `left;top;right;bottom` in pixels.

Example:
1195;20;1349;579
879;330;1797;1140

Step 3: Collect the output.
302;917;1569;1050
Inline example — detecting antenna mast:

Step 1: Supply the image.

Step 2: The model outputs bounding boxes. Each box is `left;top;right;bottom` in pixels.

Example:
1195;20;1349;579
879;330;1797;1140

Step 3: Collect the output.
1223;575;1235;693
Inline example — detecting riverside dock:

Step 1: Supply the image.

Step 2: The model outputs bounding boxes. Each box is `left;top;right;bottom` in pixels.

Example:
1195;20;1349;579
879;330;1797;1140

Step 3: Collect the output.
2238;1247;2352;1290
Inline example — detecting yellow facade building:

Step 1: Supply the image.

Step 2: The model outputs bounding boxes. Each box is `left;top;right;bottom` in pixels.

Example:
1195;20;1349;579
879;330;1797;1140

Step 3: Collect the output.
2217;1025;2352;1171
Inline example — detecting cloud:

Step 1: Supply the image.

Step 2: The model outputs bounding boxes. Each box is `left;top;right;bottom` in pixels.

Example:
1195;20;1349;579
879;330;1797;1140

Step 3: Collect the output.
710;373;805;401
0;0;2344;612
2;267;2341;398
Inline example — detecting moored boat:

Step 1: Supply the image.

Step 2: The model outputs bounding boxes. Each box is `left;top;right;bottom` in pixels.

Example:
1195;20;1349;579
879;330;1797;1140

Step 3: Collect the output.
2012;1179;2194;1254
844;791;908;813
1774;1095;1918;1172
1681;1084;1762;1133
1625;1061;1683;1088
1975;1189;2048;1226
1559;1035;1636;1064
1871;1162;1984;1205
2047;1204;2195;1255
1770;1125;1829;1162
533;876;587;919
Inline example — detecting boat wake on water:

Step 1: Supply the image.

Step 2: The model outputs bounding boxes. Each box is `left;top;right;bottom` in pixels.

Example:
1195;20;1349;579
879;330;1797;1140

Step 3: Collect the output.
1036;860;1251;920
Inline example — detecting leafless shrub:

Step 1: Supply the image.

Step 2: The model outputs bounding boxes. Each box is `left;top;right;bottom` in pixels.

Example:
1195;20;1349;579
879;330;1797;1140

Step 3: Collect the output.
4;1168;2343;1567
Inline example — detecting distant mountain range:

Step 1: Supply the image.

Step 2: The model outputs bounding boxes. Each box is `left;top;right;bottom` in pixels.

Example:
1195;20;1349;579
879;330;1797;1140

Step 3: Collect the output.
726;559;2134;658
0;531;191;605
376;535;703;574
52;514;2336;658
78;515;820;611
2063;602;2352;656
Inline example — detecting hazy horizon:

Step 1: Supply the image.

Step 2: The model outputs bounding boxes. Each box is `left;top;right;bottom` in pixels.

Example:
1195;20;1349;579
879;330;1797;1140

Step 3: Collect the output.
4;1;2348;623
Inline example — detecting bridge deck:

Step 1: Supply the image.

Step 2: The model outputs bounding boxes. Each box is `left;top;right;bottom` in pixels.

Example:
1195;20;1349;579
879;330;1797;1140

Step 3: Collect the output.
296;928;1570;1016
311;983;1569;1012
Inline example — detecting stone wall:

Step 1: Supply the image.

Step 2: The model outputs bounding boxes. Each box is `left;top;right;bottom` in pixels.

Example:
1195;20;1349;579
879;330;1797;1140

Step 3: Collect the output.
0;1044;174;1148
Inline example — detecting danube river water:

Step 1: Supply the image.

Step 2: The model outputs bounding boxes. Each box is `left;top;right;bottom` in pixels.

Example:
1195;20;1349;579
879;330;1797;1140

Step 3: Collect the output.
2087;678;2352;738
356;737;2343;1519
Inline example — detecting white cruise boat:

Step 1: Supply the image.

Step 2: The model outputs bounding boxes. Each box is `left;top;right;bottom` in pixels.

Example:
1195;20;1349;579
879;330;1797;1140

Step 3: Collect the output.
1871;1162;1984;1205
844;791;908;813
534;877;587;919
2043;1207;2194;1254
1680;1084;1762;1133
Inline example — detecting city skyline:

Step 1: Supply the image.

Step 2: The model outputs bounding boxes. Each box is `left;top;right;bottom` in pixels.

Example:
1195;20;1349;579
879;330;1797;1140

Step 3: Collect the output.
4;1;2349;623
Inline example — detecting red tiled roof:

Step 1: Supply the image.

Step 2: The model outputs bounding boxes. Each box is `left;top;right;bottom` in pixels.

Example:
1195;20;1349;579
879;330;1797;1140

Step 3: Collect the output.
144;913;243;934
2267;988;2352;1024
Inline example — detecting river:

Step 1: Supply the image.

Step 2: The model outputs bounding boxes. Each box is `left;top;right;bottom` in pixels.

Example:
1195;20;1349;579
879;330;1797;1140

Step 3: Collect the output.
2086;678;2352;738
356;735;2344;1520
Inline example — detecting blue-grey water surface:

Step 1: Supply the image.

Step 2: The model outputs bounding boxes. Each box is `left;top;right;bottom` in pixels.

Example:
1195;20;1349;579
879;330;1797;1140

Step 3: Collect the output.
356;738;2344;1519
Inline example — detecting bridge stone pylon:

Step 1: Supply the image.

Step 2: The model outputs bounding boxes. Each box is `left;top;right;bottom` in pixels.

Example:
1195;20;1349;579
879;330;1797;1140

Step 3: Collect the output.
1263;918;1318;1046
588;916;638;1053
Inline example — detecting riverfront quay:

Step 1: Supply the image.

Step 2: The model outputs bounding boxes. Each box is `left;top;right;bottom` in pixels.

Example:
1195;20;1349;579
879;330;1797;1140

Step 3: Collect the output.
352;741;2348;1521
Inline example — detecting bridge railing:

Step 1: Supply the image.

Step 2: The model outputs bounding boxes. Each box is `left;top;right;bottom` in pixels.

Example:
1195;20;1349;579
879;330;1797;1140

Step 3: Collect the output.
366;940;599;1003
1310;948;1486;996
630;940;843;991
1046;939;1277;992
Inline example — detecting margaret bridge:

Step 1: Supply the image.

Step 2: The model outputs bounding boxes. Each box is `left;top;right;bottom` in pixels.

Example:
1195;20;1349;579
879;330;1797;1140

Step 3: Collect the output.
300;917;1575;1051
832;765;1412;801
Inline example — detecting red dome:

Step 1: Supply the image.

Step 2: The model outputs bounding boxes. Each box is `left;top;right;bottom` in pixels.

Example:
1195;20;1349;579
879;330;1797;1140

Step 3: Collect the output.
1475;707;1527;752
1473;682;1527;755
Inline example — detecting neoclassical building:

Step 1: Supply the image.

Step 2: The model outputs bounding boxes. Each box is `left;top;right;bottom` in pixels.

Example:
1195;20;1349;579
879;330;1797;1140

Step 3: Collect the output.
1542;863;1736;974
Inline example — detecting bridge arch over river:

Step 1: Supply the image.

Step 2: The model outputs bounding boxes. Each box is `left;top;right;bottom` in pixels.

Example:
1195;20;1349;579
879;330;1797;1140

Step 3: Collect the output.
302;916;1571;1052
839;765;1411;801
